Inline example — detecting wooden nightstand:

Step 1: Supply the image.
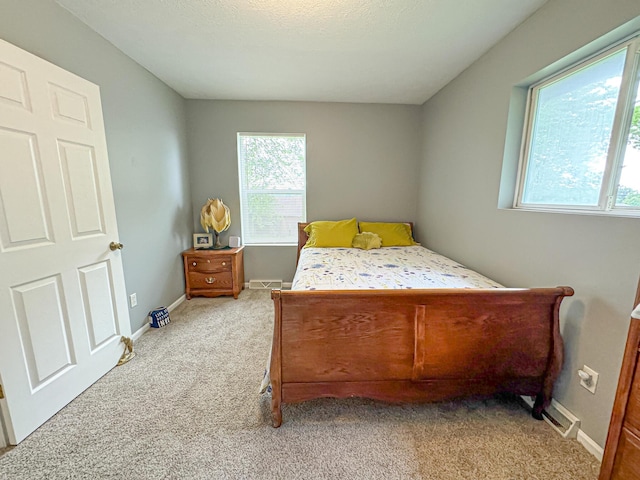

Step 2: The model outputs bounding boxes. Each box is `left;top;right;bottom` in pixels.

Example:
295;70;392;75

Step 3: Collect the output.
182;246;244;299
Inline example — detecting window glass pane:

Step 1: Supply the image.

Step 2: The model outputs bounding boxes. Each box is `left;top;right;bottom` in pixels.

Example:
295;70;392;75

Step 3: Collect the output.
616;82;640;207
522;49;626;206
238;134;306;244
240;136;305;190
243;192;305;244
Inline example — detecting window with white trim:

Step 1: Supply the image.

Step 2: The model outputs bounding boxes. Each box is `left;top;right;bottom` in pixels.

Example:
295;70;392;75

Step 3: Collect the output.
237;133;306;245
515;35;640;215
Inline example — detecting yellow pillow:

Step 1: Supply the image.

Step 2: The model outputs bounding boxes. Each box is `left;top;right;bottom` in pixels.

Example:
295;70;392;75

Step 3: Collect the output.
352;232;382;250
303;218;358;248
358;222;417;247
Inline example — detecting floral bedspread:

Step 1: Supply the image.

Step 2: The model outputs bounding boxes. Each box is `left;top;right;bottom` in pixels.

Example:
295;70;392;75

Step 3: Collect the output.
291;246;503;290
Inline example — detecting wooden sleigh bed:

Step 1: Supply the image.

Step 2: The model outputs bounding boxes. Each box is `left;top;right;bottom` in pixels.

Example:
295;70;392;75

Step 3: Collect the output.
268;222;573;427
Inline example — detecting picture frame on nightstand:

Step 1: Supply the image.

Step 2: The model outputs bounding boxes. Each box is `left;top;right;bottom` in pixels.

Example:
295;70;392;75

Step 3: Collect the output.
193;233;213;249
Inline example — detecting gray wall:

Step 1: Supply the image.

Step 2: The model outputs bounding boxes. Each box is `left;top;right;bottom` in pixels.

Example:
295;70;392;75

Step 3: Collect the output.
3;0;633;451
0;0;193;332
418;0;640;447
186;100;422;281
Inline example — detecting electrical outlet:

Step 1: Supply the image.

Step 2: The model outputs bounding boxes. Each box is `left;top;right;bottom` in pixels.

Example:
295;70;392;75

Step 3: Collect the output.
578;365;599;394
129;293;137;308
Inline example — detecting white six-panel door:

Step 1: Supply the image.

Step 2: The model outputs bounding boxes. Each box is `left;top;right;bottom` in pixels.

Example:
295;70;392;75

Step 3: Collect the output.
0;39;131;444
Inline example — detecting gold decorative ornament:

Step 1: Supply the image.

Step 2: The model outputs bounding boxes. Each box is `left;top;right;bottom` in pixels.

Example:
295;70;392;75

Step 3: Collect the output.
117;336;135;366
200;198;231;248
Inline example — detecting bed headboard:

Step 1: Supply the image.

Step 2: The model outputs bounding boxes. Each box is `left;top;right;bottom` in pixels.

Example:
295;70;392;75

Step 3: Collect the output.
296;221;415;264
297;222;311;262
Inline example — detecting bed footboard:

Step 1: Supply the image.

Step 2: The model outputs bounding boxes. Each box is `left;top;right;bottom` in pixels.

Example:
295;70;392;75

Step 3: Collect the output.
269;287;573;427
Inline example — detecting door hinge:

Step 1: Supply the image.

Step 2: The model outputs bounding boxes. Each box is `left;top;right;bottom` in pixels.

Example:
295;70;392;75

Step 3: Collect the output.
0;384;4;399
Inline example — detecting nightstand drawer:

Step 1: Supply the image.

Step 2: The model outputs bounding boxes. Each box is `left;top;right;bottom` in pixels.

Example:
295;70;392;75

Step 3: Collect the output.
188;271;233;290
187;255;232;273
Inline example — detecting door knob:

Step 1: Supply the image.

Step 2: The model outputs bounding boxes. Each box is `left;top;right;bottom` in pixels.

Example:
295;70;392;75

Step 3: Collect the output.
109;241;124;251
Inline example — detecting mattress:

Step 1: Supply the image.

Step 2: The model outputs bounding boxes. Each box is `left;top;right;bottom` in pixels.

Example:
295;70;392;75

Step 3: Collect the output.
291;245;503;291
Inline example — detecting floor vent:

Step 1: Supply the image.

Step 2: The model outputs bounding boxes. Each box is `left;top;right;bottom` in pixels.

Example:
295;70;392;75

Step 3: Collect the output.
519;396;580;438
248;279;283;290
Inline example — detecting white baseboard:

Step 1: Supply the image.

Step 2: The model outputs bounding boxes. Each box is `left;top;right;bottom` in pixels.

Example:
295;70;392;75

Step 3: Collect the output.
167;294;187;312
577;429;604;462
131;294;186;342
0;417;7;449
131;323;149;342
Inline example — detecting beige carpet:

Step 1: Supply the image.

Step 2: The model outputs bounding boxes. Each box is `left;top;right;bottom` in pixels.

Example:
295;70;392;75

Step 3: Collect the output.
0;290;601;479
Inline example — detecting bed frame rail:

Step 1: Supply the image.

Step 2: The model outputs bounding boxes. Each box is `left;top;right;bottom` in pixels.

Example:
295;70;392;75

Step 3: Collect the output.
269;286;573;427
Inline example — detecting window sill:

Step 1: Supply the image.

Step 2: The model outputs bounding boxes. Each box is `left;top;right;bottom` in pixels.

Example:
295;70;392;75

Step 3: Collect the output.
504;206;640;219
242;243;298;247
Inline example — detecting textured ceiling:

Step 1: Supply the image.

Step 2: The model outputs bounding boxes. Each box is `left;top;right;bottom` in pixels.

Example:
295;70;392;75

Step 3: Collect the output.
55;0;548;104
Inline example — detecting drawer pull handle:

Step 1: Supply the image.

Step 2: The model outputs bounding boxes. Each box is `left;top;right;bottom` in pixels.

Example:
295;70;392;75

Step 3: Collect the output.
205;277;216;284
222;262;226;266
192;262;197;266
